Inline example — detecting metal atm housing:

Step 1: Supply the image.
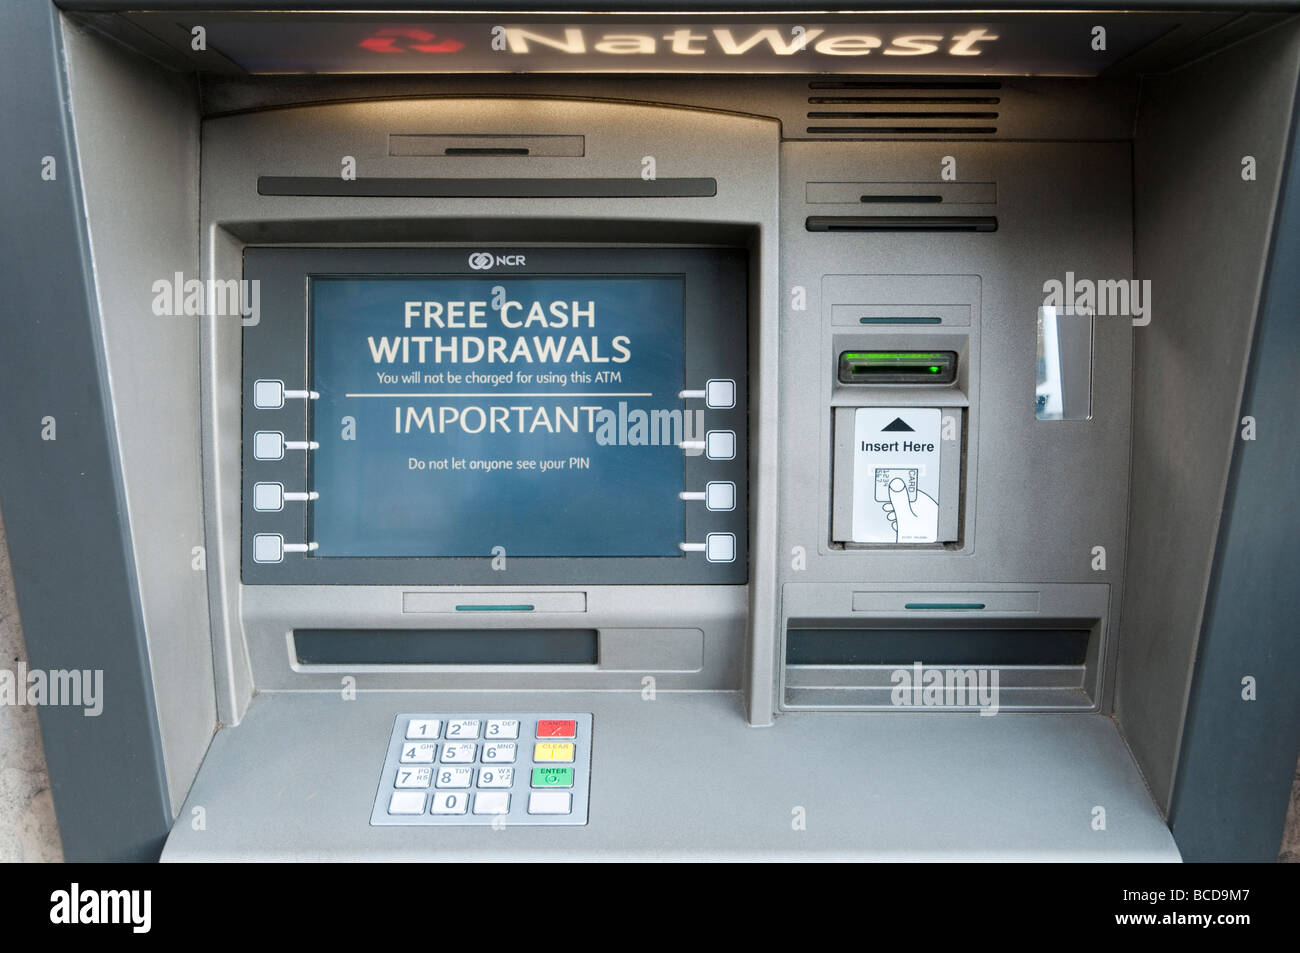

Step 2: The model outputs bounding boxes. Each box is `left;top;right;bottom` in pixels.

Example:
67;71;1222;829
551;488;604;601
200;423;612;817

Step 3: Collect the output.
1;1;1298;861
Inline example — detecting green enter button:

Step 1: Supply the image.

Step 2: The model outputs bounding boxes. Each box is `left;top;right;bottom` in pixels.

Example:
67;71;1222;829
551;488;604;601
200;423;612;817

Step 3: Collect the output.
532;767;574;788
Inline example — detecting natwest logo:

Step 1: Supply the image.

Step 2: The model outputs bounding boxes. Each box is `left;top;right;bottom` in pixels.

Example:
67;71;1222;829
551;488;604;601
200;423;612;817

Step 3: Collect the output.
359;27;464;54
491;25;999;59
468;252;526;270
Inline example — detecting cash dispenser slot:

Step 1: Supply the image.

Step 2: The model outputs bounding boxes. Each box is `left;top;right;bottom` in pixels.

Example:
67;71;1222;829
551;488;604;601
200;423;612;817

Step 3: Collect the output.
294;629;599;666
781;585;1111;712
838;350;958;384
786;625;1091;667
783;618;1101;711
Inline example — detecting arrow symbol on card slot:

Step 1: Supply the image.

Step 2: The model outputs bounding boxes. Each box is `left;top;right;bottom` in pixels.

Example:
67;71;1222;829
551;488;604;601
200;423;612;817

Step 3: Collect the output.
881;417;915;432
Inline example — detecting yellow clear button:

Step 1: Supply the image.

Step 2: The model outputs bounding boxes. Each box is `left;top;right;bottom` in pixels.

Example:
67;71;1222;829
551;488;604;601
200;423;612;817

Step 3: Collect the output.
533;742;575;763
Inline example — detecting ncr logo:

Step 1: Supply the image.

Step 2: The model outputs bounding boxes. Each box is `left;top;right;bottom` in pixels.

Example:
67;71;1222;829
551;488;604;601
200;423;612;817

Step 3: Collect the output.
468;252;526;270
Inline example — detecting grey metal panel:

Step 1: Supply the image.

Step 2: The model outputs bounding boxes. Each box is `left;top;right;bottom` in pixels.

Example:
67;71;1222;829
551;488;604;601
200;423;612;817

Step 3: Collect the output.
252;584;743;692
160;690;1179;861
781;141;1134;581
59;16;217;821
1120;18;1300;813
809;182;996;204
850;590;1040;612
402;591;587;612
198;97;783;719
202;227;258;725
195;75;1139;146
778;141;1134;718
0;0;171;860
389;134;585;157
1169;73;1300;862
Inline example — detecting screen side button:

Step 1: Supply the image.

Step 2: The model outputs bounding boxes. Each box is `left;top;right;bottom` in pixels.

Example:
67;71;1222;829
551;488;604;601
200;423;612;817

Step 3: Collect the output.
253;482;285;512
253;379;285;410
705;430;736;460
252;431;285;461
252;534;284;564
705;533;736;563
706;379;736;409
705;481;736;511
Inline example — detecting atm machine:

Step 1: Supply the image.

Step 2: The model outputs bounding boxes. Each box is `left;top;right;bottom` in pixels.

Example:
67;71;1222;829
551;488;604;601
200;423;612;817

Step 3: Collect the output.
1;1;1298;862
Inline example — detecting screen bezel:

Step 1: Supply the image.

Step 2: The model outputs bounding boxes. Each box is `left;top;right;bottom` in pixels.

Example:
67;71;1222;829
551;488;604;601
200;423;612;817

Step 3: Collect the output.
241;244;748;586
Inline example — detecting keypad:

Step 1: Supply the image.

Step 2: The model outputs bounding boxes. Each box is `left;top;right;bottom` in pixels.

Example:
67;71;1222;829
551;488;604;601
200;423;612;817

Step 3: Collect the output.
371;713;592;826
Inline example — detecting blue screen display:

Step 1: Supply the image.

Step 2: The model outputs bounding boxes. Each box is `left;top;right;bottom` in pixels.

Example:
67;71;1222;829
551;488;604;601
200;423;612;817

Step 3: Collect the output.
309;276;686;558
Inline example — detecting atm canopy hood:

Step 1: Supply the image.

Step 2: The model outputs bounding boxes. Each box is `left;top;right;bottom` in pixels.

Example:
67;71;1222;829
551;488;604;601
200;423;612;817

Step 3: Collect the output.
65;4;1295;77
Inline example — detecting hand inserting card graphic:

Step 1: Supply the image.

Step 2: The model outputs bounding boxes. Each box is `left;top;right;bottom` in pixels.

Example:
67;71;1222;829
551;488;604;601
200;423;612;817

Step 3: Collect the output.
874;467;918;503
882;476;939;543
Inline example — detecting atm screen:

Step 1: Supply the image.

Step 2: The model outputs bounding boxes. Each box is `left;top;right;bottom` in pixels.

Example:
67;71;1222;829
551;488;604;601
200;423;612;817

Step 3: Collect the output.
307;275;686;558
240;244;748;585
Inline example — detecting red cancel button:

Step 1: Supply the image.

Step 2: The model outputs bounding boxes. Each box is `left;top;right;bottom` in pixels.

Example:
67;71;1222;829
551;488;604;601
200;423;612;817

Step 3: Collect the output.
537;719;577;739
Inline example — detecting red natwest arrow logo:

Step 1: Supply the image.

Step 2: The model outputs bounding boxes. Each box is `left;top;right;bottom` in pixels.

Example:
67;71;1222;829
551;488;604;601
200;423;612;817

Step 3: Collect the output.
359;28;465;54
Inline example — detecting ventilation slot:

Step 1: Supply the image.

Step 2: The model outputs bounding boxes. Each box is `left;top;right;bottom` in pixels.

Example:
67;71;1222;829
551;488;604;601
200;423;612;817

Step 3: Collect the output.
806;81;1000;137
807;216;997;233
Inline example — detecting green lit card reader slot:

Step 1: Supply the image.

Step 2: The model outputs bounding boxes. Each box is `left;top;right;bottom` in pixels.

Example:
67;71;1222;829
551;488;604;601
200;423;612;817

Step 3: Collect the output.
838;350;958;385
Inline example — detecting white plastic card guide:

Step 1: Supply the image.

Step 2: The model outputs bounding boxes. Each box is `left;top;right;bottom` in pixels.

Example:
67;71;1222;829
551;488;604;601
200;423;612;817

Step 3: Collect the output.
851;407;942;543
